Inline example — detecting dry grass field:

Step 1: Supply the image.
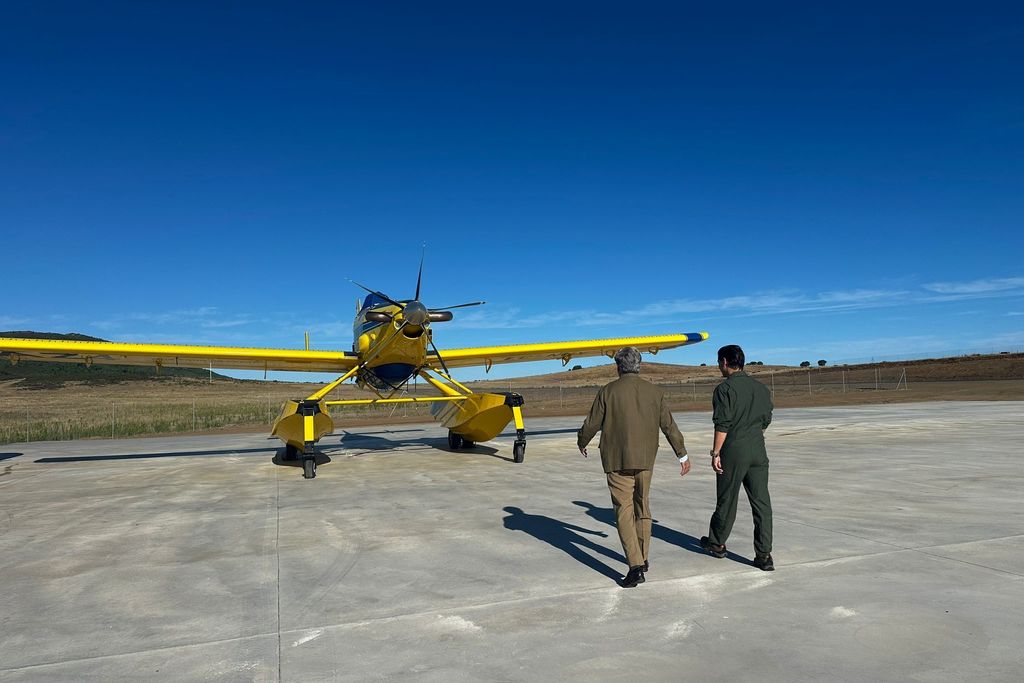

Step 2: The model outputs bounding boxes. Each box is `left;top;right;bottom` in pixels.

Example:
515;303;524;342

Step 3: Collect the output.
1;353;1022;444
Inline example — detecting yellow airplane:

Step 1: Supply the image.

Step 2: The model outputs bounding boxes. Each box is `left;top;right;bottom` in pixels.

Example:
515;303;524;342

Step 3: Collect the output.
0;266;708;478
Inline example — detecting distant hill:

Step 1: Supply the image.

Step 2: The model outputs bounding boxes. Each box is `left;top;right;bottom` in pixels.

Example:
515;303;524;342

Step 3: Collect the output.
0;331;233;389
467;360;795;389
467;353;1024;389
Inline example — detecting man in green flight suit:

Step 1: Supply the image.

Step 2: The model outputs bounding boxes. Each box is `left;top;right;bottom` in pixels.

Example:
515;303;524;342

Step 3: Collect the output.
700;344;776;571
578;347;690;588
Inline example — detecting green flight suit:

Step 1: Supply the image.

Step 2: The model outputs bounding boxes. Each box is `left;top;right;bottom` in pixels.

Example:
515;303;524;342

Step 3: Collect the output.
707;370;774;555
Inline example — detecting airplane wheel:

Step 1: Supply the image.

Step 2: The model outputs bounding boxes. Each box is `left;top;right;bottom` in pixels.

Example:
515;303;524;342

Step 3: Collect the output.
447;430;464;450
461;439;474;449
513;441;525;463
284;444;299;461
303;457;316;479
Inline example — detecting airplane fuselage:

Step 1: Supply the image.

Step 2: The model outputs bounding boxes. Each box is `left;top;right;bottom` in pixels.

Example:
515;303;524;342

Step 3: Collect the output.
352;295;430;391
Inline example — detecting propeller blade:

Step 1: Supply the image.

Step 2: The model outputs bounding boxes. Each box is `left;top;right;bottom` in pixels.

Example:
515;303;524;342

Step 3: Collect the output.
429;301;486;311
414;249;424;301
348;279;405;308
428;333;451;377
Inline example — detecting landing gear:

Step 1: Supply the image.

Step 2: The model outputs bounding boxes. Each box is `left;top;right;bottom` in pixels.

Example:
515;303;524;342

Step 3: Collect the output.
505;393;526;464
447;430;464;450
513;440;526;463
284;444;299;461
301;432;317;478
302;453;316;479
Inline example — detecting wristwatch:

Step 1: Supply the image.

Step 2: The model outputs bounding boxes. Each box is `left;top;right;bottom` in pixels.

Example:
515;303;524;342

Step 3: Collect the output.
710;449;720;458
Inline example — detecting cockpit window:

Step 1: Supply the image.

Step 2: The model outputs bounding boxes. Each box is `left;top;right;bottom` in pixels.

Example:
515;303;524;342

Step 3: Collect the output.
362;293;391;310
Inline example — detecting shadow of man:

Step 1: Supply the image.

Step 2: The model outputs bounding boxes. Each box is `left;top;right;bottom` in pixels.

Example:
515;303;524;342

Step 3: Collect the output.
502;506;625;582
573;500;750;563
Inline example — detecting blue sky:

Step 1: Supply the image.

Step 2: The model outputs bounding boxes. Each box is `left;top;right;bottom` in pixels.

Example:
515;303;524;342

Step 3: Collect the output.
1;2;1022;381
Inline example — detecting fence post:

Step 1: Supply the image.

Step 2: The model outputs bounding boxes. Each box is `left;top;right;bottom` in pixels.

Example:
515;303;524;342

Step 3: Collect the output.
692;382;696;401
842;369;846;393
875;368;879;391
111;403;115;439
192;399;196;431
771;371;775;398
808;369;811;395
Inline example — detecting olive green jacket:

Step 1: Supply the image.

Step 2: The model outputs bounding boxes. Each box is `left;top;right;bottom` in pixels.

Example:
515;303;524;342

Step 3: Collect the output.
713;370;773;457
578;373;687;473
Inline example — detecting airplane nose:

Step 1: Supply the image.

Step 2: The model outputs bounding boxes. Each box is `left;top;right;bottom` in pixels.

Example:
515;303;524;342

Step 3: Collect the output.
403;301;429;326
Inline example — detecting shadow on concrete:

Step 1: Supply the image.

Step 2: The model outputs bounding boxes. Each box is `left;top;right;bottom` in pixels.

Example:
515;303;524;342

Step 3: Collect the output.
0;453;23;462
36;447;273;463
499;428;580;438
340;427;428;436
272;451;333;468
572;500;755;567
334;431;507;461
502;505;624;582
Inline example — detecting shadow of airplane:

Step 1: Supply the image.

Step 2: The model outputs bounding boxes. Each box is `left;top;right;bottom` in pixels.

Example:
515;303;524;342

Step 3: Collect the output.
502;505;624;582
0;453;23;462
498;427;580;438
36;447;274;464
334;431;509;461
572;500;755;567
272;451;333;469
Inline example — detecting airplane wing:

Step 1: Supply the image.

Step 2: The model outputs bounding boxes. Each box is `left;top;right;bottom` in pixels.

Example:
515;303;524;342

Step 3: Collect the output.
430;331;709;370
0;337;360;374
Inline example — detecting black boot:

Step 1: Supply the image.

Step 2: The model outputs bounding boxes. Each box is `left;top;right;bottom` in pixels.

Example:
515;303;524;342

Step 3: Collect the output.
620;566;646;588
700;536;727;558
753;553;775;571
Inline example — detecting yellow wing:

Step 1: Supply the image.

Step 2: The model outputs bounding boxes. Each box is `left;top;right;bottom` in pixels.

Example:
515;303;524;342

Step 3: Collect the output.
430;331;710;370
0;337;360;374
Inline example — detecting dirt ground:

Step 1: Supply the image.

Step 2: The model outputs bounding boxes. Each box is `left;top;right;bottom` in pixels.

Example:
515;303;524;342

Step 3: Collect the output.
1;353;1021;442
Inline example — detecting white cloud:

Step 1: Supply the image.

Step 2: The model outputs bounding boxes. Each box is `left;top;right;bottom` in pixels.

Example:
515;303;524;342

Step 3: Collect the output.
923;277;1024;295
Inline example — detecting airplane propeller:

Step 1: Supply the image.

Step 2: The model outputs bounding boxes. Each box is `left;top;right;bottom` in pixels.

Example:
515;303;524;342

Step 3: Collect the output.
350;255;483;376
347;258;486;323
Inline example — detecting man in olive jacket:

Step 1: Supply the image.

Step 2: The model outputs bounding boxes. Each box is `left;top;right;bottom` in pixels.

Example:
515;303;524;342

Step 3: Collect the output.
578;347;690;588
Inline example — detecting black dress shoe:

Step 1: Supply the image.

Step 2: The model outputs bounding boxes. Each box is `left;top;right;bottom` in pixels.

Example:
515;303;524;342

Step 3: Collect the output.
621;566;646;588
643;560;649;572
753;553;775;571
700;536;727;558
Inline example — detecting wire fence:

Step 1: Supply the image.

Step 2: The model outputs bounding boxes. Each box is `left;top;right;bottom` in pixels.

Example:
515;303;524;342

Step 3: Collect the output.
2;356;1021;444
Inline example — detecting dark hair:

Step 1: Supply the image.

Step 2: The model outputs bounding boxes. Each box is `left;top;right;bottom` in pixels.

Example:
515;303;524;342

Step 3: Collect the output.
717;345;745;369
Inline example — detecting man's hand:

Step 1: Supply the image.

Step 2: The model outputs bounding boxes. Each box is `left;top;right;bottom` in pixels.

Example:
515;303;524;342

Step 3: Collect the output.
679;459;691;477
579;446;588;458
711;453;724;475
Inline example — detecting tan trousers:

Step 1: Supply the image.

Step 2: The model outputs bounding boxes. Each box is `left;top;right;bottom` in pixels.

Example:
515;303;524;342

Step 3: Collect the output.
606;468;653;569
